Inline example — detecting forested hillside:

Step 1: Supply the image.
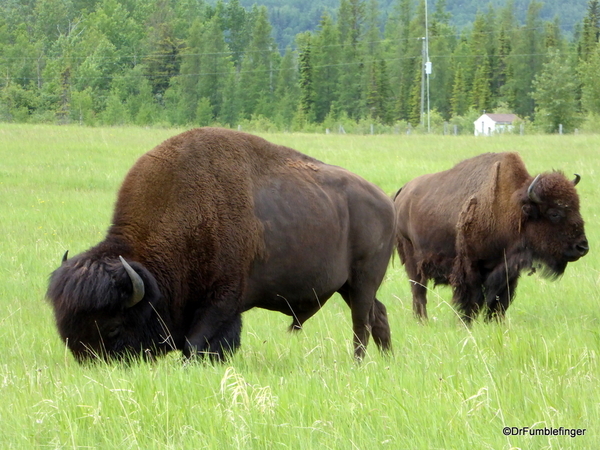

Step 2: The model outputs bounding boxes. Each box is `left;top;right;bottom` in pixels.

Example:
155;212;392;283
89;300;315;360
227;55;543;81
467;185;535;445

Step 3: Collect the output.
220;0;588;49
447;0;587;31
1;0;600;134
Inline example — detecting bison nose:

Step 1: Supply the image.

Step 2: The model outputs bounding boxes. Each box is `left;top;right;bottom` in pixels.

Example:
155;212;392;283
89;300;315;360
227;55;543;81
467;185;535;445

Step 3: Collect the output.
576;240;589;257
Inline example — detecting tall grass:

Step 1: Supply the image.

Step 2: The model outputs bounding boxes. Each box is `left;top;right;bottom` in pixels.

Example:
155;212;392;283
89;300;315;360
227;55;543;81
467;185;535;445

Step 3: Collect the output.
1;124;598;449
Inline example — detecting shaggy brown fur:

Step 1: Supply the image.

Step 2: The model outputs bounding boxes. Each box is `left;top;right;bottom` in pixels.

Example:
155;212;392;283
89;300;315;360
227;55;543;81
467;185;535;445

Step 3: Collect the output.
394;152;588;322
47;128;396;362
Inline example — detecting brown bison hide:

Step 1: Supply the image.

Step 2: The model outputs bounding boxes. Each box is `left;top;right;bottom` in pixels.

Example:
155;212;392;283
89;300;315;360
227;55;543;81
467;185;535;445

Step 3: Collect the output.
47;127;396;362
394;152;588;322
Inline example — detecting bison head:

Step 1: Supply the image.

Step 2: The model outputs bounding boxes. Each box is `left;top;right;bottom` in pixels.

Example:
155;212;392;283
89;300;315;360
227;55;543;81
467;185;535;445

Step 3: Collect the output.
47;253;170;363
521;172;589;277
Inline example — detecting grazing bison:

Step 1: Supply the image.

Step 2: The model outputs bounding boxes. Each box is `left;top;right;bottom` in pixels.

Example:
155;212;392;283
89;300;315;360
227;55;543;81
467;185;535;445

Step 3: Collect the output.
394;152;588;322
47;127;395;362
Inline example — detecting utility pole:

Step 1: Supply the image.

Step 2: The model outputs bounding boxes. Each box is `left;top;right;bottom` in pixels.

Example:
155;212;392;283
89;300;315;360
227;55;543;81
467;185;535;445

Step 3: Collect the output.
420;37;425;127
424;0;431;133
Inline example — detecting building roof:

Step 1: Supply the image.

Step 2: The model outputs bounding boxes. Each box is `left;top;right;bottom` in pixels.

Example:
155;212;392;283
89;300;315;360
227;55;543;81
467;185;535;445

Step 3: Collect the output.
483;113;519;124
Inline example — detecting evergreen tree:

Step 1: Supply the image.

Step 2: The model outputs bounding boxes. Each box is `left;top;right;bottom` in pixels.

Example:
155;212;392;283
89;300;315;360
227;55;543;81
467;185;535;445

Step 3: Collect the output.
427;5;457;120
366;59;393;124
195;96;213;125
578;42;600;114
531;48;580;132
172;18;204;123
362;0;388;121
503;1;545;118
494;26;512;100
579;0;600;61
471;54;492;112
273;46;299;127
312;13;340;122
465;12;489;89
337;0;366;120
544;18;562;49
408;64;422;125
383;0;415;121
297;32;315;122
221;0;252;70
220;71;241;126
197;14;233;121
144;0;183;99
450;63;468;117
238;5;276;119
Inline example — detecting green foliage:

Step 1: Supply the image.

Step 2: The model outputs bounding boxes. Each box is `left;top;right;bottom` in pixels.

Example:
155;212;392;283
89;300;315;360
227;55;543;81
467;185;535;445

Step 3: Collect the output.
312;13;340;122
0;0;596;132
238;6;277;119
195;96;214;125
531;48;581;133
470;54;492;112
579;0;600;60
450;64;468;117
297;32;315;122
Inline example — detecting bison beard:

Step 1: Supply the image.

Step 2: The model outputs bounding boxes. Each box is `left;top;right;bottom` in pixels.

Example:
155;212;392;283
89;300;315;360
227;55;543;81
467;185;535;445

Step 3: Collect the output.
47;127;396;363
394;152;588;323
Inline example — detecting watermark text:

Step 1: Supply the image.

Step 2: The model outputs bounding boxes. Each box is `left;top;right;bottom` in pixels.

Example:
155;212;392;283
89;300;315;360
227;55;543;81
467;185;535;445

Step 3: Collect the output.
503;427;586;438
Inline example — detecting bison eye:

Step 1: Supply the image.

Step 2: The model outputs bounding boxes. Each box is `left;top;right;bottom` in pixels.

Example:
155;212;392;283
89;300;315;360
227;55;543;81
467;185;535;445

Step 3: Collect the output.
105;327;120;339
547;208;563;223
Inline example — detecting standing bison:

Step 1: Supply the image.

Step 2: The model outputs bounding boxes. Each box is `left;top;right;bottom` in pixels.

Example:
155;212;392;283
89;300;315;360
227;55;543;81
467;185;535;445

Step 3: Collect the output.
394;152;588;322
47;128;396;362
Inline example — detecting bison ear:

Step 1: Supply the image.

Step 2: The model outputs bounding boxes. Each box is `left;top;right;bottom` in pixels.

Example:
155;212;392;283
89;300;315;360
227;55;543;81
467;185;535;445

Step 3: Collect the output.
522;203;539;220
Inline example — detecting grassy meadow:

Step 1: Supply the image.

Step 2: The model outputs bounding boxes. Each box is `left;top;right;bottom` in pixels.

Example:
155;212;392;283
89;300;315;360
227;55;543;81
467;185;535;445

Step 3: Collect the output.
1;124;599;449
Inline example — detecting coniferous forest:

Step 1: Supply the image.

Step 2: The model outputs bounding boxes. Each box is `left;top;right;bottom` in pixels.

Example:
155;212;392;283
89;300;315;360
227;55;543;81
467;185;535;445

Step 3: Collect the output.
2;0;600;134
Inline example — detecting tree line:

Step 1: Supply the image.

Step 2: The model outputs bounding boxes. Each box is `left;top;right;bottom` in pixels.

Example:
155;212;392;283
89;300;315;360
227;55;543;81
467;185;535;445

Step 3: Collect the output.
2;0;600;134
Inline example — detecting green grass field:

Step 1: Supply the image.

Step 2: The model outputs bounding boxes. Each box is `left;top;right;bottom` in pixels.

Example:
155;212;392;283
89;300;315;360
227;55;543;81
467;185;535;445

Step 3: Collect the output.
1;124;598;449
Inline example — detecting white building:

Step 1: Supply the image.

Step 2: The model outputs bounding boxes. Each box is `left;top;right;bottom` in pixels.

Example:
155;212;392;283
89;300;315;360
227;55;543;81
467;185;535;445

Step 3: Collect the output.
474;113;519;136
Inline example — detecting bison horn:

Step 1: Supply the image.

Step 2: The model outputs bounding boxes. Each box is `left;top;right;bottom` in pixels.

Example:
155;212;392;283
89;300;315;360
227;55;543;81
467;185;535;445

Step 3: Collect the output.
573;173;581;186
119;256;145;308
62;250;69;264
527;174;542;204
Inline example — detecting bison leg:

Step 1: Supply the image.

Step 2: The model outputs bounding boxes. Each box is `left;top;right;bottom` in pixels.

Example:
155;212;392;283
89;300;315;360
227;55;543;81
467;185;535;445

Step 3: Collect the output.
451;282;484;325
483;267;520;321
410;280;429;321
450;256;485;324
183;305;242;361
339;285;391;360
451;279;484;325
